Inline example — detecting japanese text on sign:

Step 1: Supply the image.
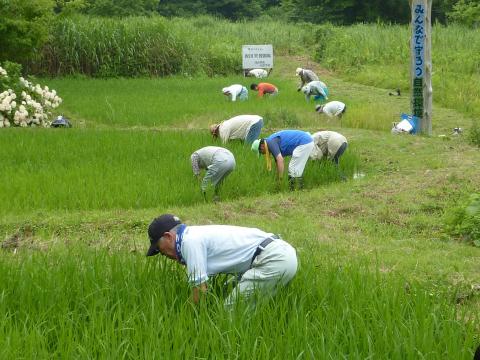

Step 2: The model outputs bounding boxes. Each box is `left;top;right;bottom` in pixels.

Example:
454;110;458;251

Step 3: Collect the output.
411;1;426;118
412;3;425;78
242;45;274;69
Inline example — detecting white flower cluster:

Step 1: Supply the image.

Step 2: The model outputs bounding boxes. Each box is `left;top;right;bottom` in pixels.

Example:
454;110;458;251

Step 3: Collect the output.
0;68;62;128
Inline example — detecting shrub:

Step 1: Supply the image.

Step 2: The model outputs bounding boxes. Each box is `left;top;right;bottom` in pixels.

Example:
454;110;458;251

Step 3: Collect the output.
0;0;54;64
0;62;62;128
445;193;480;246
448;0;480;28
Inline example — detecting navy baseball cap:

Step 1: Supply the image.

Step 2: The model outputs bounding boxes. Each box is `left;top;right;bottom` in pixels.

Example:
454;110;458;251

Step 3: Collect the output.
146;214;182;256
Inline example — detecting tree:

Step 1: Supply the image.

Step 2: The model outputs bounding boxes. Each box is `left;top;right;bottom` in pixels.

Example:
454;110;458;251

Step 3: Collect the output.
0;0;55;64
157;0;207;17
84;0;157;17
448;0;480;27
204;0;264;20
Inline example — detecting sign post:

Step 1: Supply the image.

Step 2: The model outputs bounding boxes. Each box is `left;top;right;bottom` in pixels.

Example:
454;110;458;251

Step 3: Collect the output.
242;45;274;75
409;0;433;135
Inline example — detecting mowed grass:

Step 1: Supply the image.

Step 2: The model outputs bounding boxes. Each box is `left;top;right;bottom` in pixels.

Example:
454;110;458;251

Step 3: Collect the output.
0;245;477;358
0;128;358;216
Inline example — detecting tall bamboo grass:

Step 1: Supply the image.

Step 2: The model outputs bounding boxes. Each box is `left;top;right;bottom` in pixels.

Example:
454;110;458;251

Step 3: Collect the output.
0;129;358;215
32;15;314;77
0;246;476;358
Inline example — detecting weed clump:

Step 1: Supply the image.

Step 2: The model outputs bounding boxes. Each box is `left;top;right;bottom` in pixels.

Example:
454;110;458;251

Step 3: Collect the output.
263;108;300;128
445;193;480;246
468;120;480;147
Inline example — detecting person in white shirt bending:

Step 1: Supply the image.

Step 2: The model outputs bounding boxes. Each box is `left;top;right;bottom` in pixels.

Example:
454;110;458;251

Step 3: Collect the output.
315;101;346;119
210;115;264;144
146;214;298;306
191;146;235;201
309;131;348;166
246;69;268;78
222;84;248;102
301;80;328;102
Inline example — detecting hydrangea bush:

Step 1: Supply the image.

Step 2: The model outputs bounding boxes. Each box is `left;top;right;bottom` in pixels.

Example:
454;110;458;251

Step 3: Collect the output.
0;62;62;128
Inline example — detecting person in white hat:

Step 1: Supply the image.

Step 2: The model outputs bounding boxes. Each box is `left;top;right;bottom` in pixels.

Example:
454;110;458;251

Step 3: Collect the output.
315;101;346;119
191;146;236;201
251;130;314;190
146;214;298;306
246;68;268;78
301;80;329;102
210;115;264;144
295;67;319;91
222;84;248;102
309;131;348;165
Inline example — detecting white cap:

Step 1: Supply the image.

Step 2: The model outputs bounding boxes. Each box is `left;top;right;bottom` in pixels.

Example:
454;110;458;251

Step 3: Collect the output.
295;68;302;76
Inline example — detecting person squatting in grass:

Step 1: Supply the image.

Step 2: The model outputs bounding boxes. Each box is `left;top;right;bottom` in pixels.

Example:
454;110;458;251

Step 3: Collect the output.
251;130;314;191
222;84;248;102
146;214;298;306
191;146;235;202
315;101;347;119
301;80;329;102
309;131;348;168
250;82;278;98
295;67;319;91
210;114;264;145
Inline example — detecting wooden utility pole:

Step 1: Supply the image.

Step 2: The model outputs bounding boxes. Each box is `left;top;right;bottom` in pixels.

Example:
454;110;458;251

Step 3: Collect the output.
409;0;433;135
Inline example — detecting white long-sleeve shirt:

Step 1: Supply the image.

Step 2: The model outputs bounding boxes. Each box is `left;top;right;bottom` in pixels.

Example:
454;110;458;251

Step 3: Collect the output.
247;69;268;78
321;101;346;118
302;80;328;101
310;131;347;160
180;225;276;285
222;84;245;102
190;146;225;176
218;115;263;143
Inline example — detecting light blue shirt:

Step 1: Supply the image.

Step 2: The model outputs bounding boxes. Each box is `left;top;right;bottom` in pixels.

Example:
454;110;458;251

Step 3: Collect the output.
180;225;274;286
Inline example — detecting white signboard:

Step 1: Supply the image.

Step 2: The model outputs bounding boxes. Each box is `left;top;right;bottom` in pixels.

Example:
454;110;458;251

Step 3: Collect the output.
242;45;273;69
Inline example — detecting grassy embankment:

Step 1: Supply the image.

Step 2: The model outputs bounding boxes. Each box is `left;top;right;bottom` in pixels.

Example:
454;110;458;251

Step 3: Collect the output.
314;23;480;122
1;17;479;358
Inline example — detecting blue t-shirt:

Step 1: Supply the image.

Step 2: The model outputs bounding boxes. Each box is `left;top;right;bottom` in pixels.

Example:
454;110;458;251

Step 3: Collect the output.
266;130;313;157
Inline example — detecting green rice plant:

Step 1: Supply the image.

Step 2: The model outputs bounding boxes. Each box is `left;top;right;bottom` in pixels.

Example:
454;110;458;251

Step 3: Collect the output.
0;128;359;216
42;76;325;128
0;246;476;358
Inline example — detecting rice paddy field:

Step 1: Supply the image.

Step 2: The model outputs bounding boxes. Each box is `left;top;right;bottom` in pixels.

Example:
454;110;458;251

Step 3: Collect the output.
1;24;480;359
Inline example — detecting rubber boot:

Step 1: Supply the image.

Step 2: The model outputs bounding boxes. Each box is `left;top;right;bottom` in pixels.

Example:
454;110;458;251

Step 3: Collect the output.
298;177;304;190
288;176;295;191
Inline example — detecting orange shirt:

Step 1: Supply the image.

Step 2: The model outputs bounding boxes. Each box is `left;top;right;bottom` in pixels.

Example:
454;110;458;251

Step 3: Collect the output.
257;83;277;97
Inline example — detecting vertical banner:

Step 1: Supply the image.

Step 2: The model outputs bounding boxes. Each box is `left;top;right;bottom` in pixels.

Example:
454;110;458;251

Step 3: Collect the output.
410;0;432;135
411;1;426;119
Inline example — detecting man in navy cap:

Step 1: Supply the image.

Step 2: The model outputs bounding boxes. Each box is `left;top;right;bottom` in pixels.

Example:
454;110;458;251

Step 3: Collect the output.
146;214;298;306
